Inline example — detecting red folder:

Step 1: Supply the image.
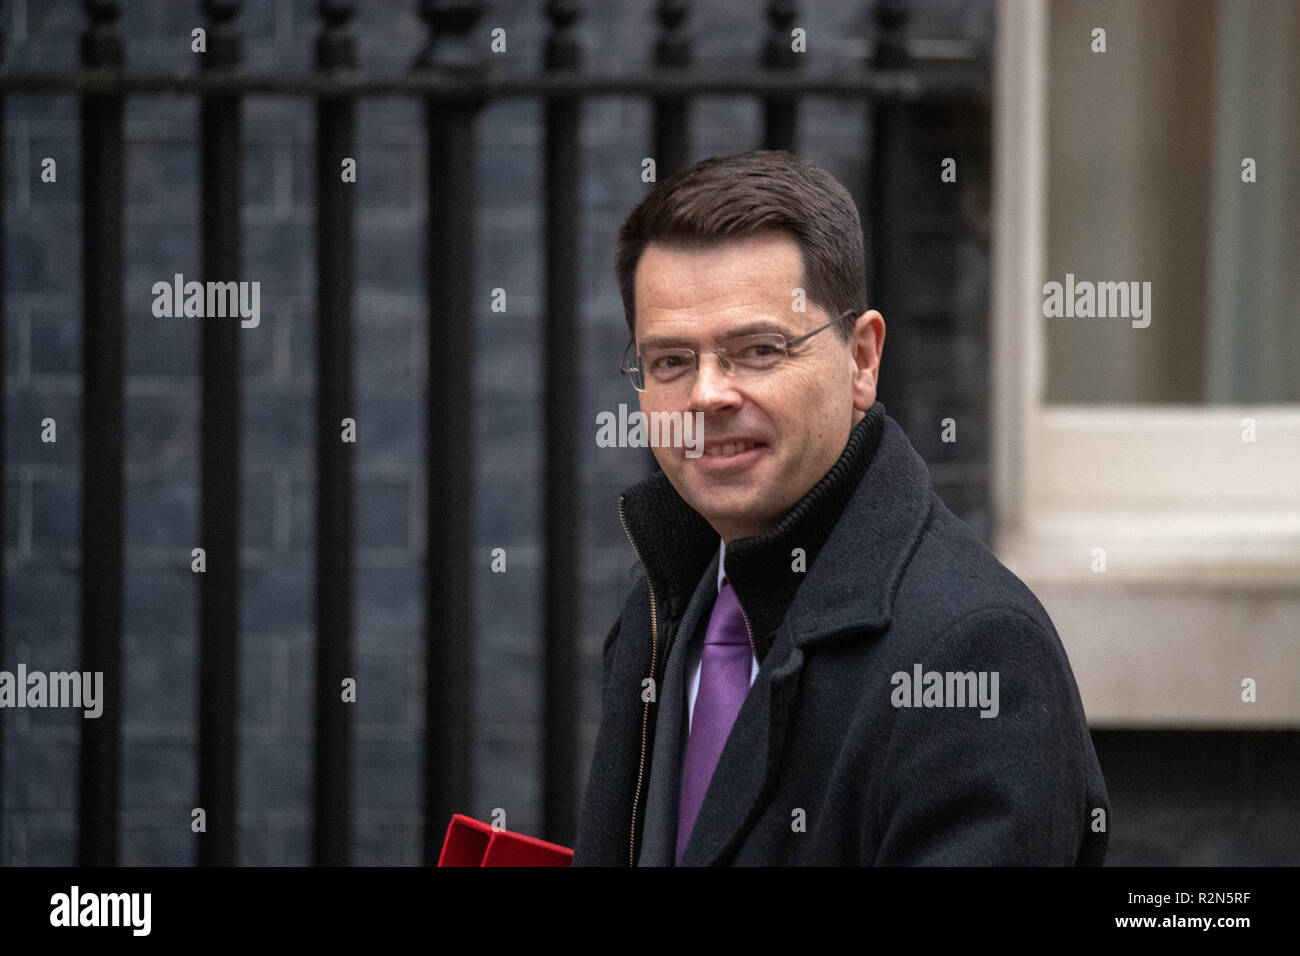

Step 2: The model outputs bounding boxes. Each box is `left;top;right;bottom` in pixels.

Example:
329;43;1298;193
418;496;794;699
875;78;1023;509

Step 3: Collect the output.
436;814;573;866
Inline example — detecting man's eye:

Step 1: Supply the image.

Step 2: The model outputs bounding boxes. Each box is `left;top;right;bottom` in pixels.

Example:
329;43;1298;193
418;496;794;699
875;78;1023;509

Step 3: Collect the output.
737;342;781;360
650;353;687;370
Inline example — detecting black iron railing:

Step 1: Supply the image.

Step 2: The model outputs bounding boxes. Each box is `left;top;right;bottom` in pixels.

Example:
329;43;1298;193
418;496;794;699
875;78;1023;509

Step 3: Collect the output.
0;0;987;866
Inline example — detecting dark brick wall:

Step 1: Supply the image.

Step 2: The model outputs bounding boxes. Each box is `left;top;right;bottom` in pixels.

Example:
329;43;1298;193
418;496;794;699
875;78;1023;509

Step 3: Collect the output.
1093;731;1300;866
874;97;993;544
1;0;997;866
8;0;1290;869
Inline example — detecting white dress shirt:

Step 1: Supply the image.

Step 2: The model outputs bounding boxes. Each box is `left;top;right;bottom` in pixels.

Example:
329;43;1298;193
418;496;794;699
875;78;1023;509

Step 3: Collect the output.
686;539;761;736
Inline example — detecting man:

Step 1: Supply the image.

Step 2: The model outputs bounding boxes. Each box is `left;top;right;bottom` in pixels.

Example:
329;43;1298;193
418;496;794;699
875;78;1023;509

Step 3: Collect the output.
573;149;1109;866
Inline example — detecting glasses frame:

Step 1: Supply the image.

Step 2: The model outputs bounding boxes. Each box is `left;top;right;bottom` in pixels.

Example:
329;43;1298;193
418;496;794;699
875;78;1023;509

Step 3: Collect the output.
620;308;860;392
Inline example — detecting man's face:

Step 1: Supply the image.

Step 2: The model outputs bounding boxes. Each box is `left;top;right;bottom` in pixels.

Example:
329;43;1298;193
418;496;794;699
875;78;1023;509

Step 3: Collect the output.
632;230;884;542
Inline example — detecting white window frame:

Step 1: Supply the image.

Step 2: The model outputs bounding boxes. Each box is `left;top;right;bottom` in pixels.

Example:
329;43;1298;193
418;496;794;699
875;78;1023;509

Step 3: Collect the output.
990;0;1300;591
989;0;1300;727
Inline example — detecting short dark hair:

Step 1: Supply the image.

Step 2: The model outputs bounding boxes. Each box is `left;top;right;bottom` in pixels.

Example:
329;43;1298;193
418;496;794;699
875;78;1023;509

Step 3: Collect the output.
615;149;867;343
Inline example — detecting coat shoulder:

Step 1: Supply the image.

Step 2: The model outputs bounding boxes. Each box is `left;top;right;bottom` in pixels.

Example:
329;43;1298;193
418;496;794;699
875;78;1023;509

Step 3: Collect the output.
866;495;1109;865
892;491;1057;641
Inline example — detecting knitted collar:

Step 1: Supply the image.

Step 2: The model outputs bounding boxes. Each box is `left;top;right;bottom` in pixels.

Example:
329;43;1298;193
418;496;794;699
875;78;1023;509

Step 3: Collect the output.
618;401;886;662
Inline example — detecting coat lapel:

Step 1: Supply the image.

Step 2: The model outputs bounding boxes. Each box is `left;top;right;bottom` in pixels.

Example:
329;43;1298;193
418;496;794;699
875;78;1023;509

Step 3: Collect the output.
636;553;721;866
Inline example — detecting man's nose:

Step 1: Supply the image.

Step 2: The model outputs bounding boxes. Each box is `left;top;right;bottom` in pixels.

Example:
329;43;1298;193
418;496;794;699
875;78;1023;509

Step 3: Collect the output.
689;351;740;409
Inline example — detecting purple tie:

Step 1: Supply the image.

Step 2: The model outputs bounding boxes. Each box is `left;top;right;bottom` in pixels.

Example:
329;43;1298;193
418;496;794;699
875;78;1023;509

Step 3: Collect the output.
676;578;751;864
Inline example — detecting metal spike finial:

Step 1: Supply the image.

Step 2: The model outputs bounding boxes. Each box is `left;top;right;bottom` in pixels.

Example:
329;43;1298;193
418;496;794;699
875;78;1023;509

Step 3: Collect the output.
317;0;357;70
655;0;691;70
414;0;485;74
873;0;910;70
764;0;798;71
82;0;123;66
545;0;581;72
202;0;243;23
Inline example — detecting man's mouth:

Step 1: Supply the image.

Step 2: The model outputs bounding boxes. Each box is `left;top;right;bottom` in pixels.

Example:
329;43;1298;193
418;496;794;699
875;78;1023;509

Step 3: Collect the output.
691;438;770;471
702;439;765;457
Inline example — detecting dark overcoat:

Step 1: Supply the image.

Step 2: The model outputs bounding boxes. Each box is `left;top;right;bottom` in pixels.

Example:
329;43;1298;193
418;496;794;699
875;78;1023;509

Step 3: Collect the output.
573;408;1110;866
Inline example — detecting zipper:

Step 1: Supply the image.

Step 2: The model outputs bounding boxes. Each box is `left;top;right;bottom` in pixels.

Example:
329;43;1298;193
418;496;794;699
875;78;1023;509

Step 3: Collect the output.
722;549;759;663
618;498;659;867
737;597;757;661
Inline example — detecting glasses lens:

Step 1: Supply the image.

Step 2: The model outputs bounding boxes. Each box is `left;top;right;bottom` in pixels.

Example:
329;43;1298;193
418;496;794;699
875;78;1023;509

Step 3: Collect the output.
643;348;695;385
726;333;787;371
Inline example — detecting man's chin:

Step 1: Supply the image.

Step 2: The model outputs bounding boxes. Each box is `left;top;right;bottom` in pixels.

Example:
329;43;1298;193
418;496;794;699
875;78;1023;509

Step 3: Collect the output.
675;488;780;538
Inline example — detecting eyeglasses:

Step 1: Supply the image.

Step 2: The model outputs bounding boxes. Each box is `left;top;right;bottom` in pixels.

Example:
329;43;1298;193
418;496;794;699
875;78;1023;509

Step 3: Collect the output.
620;309;858;392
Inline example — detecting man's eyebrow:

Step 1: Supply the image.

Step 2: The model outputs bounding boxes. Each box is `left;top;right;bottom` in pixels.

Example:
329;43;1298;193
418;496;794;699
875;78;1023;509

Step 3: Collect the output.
639;318;795;349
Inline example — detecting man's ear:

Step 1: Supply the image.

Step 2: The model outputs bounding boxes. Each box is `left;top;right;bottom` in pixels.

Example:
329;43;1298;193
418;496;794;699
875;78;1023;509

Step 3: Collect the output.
850;309;885;412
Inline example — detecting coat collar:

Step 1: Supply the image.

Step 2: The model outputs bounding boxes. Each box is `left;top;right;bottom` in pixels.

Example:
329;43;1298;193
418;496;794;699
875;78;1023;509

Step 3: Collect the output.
620;405;937;866
618;402;928;657
779;408;935;649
